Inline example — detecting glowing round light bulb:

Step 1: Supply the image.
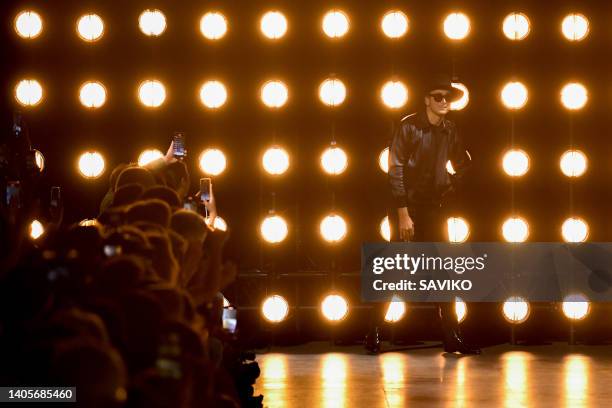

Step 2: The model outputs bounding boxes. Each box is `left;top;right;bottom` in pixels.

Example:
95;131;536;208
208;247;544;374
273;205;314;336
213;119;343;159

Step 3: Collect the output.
502;149;530;177
321;294;349;321
320;145;348;175
260;11;287;39
138;80;166;108
15;79;43;107
199;81;228;109
560;82;588;110
443;12;470;40
260;214;289;243
30;219;44;240
262;146;290;175
139;9;166;36
502;217;529;242
447;217;470;243
260;80;288;108
562;294;590;320
78;151;105;179
15;10;43;39
319;78;346;107
384;301;406;323
379;147;389;173
380;216;391;242
503;12;530;40
450;82;469;111
381;11;409;39
503;296;530;324
381;80;408;109
200;12;227;40
138;149;164;166
320;214;347;243
262;295;289;323
562;217;589;243
560;150;587;177
77;13;104;42
79;81;107;109
501;81;528;110
561;13;589;41
199;148;227;176
322;10;349;38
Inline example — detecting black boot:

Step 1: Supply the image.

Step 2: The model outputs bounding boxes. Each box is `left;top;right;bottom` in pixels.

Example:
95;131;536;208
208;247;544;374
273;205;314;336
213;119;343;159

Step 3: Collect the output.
364;326;382;354
438;303;481;355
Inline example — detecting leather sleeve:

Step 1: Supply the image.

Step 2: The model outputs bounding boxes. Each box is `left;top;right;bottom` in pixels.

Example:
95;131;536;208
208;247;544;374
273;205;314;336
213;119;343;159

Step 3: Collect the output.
449;127;472;187
388;121;410;208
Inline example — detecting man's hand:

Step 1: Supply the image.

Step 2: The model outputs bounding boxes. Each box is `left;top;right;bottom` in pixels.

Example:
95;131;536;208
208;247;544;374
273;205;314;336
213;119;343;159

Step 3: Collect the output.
397;207;414;241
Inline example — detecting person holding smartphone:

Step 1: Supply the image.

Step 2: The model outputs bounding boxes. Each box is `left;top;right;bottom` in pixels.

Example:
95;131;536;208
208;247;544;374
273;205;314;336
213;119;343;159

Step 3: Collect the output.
198;177;217;227
387;74;479;354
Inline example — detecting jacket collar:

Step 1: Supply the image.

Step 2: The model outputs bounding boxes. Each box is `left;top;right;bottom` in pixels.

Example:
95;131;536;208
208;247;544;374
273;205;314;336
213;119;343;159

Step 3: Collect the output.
416;109;449;131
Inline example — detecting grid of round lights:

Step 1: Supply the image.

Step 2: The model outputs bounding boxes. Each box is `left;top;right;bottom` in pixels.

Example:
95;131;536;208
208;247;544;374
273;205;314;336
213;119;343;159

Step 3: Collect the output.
11;10;601;45
11;8;605;259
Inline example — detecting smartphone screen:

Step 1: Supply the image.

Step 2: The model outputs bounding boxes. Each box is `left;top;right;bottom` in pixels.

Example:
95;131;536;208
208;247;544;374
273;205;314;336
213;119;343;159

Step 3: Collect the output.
200;178;211;202
222;308;237;333
173;132;186;159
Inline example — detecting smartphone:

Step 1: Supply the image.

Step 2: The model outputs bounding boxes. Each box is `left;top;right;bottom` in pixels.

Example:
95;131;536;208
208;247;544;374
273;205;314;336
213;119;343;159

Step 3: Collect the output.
199;178;211;202
172;132;186;159
50;186;61;208
222;308;237;333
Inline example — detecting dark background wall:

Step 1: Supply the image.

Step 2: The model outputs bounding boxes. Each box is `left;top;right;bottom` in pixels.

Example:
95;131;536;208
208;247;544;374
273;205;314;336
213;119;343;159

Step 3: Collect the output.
2;0;612;279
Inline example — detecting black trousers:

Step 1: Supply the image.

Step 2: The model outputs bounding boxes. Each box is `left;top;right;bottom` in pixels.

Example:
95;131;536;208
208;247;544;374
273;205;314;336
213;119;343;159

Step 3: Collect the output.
386;203;460;334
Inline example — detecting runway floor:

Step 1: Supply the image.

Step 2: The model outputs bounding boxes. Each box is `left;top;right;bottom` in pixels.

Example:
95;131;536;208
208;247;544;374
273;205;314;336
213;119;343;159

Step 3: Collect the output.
253;342;612;408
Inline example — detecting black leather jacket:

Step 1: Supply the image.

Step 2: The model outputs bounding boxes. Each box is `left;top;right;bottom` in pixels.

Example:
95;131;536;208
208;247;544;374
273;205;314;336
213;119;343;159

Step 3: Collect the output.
388;110;471;208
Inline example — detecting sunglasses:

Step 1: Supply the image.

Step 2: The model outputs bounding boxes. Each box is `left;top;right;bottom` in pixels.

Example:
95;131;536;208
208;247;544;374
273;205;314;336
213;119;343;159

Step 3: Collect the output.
429;93;449;103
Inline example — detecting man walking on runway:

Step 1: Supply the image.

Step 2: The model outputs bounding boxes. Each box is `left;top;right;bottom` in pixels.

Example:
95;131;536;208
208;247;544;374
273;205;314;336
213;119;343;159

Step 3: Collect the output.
387;74;480;354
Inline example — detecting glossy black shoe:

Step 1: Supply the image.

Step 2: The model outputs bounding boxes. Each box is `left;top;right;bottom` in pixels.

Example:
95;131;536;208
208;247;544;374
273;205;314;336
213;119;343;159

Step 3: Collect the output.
443;332;481;355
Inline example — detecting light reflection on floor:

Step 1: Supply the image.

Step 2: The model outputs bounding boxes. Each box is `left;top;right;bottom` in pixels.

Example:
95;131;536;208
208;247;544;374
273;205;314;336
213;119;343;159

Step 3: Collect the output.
254;343;610;408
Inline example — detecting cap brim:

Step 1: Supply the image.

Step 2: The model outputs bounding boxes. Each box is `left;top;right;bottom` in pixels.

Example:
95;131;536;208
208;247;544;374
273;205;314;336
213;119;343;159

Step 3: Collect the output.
427;85;464;102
